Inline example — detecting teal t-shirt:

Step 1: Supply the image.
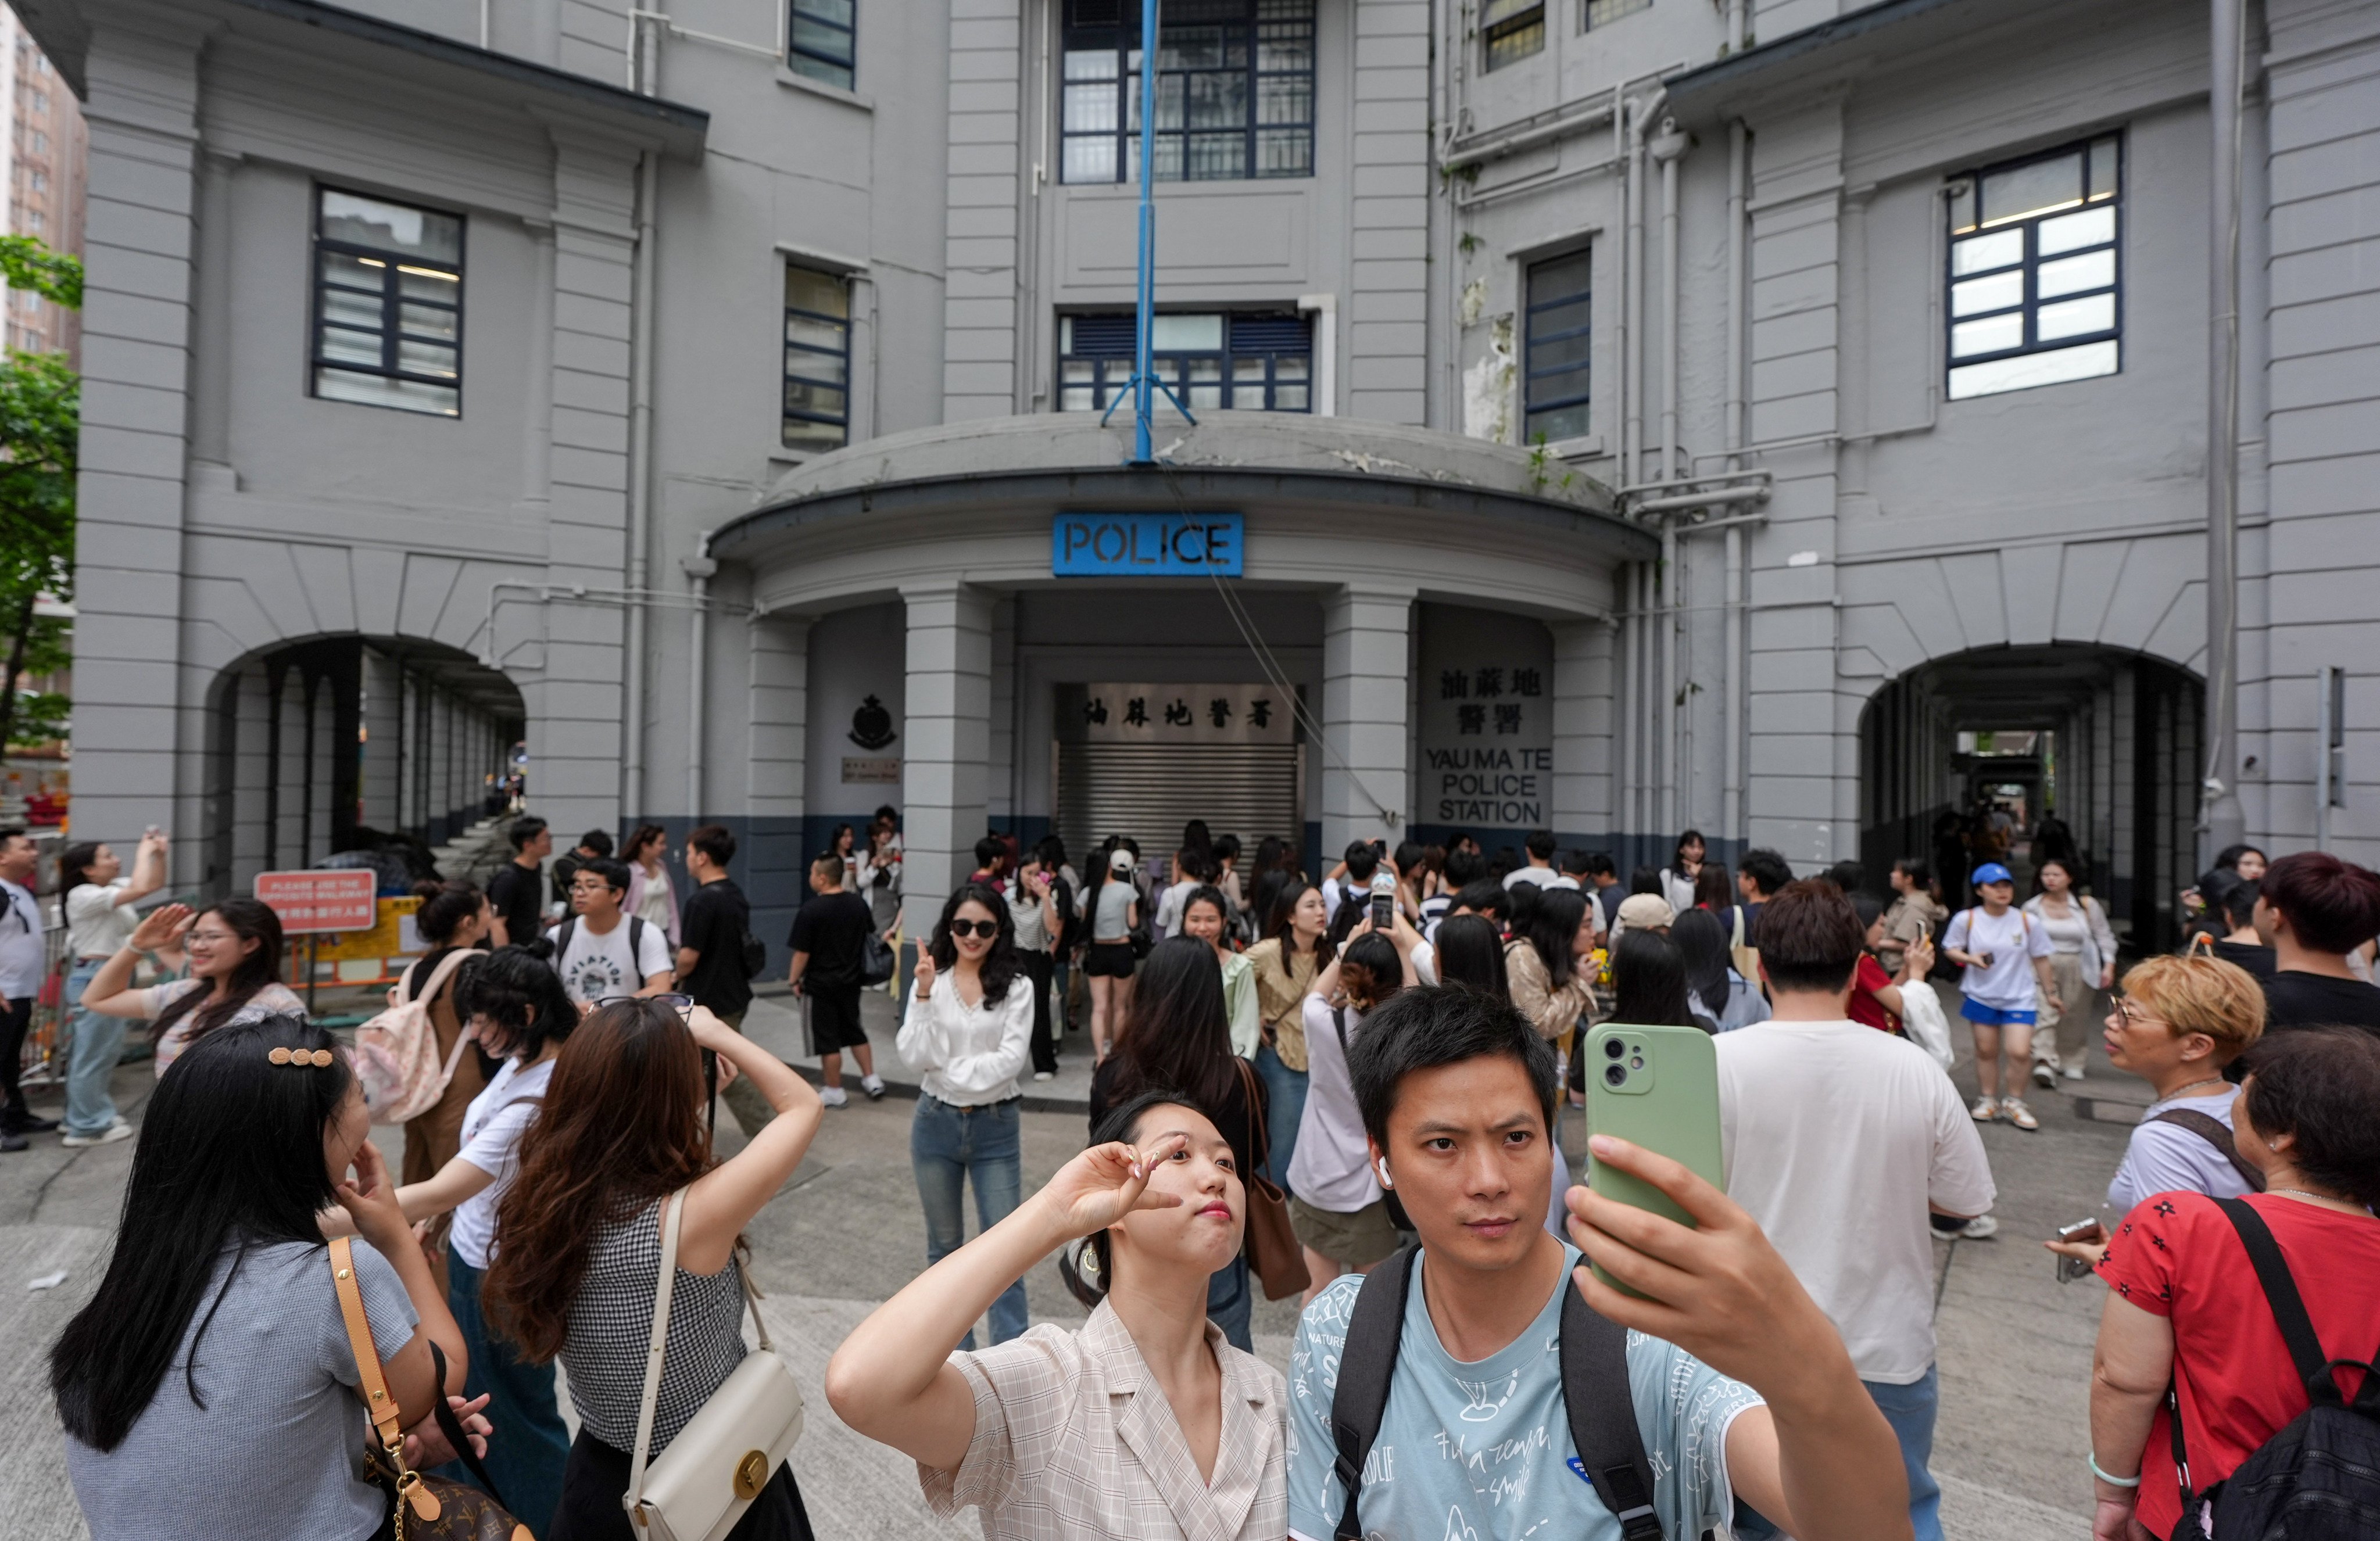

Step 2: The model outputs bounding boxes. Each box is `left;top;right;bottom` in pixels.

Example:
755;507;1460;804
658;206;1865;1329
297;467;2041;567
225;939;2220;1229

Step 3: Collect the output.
1285;1245;1760;1541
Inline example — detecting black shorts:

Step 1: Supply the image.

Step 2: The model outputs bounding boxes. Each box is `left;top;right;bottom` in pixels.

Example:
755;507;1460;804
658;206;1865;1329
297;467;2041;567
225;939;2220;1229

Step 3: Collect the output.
805;985;869;1052
1082;941;1137;979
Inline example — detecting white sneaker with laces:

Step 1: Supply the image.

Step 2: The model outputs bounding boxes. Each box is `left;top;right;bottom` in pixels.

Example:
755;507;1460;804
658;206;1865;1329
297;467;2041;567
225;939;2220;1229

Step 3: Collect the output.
2031;1062;2057;1090
1960;1215;1999;1239
819;1085;849;1108
62;1122;134;1148
2002;1097;2040;1131
1969;1095;1999;1123
1032;1070;1054;1081
861;1074;886;1100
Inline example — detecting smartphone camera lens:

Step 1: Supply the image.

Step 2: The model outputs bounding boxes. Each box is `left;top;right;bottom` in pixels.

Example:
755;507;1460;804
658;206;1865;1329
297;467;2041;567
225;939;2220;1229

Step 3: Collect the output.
1604;1038;1625;1060
1604;1064;1627;1088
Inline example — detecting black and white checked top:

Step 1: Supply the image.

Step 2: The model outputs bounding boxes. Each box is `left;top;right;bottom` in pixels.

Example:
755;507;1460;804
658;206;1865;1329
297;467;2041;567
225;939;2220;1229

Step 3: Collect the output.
559;1199;747;1453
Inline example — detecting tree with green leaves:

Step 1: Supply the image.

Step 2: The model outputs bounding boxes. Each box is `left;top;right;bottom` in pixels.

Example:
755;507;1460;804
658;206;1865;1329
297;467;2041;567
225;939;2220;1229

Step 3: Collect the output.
0;235;80;759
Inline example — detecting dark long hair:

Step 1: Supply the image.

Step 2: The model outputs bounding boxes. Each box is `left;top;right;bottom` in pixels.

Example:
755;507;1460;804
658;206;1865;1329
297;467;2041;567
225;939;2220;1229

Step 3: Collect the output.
58;840;105;896
1264;879;1329;959
485;999;717;1362
413;878;484;947
149;898;287;1045
1106;937;1237;1119
1520;885;1588;989
1433;913;1510;1000
455;941;579;1062
1060;1088;1205;1309
1692;862;1733;911
1669;908;1731;1016
50;1016;353;1451
1610;929;1698;1028
928;882;1021;1004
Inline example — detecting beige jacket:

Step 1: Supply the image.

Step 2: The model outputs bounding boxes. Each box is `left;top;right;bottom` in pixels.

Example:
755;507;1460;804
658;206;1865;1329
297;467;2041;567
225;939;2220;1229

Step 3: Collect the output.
1504;939;1594;1041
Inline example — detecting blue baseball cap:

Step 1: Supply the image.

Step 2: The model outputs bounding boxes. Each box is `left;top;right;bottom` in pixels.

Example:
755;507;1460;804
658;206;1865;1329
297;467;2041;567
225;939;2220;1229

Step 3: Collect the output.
1971;862;2014;886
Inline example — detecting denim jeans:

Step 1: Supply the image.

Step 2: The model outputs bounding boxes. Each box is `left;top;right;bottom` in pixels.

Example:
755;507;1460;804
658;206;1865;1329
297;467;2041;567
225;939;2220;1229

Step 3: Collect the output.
1733;1364;1941;1541
1253;1043;1307;1198
911;1094;1028;1349
63;957;126;1138
1207;1251;1253;1353
441;1254;571;1538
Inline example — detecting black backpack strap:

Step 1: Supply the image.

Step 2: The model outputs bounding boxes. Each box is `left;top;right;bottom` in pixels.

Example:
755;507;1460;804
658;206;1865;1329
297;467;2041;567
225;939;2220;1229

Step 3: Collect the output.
2146;1109;2267;1193
1333;1004;1348;1054
2214;1198;2345;1407
1559;1283;1664;1541
1329;1244;1417;1541
629;914;649;972
556;916;576;956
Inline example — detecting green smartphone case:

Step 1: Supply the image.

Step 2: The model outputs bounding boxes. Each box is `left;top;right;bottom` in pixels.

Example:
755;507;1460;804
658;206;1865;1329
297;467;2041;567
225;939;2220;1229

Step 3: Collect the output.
1581;1022;1725;1293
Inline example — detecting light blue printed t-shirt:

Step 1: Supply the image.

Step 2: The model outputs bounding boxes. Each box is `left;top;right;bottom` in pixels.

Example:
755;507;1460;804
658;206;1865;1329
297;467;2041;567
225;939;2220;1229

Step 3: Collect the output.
1286;1245;1761;1541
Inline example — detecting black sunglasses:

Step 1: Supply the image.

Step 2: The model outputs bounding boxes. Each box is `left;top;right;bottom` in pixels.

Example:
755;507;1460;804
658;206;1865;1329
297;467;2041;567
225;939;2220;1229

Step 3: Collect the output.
947;919;1000;940
596;992;693;1019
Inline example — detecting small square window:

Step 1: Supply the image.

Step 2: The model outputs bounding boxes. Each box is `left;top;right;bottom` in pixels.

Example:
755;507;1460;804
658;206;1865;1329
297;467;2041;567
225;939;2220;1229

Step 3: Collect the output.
1060;0;1314;185
311;187;463;417
1483;0;1545;69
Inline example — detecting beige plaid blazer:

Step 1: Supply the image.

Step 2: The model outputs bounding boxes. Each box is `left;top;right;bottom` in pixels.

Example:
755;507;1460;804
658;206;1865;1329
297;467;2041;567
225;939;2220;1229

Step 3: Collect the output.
921;1300;1290;1540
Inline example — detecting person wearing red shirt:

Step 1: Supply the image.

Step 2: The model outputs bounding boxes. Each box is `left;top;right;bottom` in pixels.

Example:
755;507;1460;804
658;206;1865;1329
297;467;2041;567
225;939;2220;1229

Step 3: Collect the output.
1846;892;1935;1035
2085;1025;2380;1541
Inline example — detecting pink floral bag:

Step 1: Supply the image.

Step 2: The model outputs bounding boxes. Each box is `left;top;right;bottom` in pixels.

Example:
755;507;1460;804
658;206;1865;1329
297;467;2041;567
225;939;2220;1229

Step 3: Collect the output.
353;948;485;1124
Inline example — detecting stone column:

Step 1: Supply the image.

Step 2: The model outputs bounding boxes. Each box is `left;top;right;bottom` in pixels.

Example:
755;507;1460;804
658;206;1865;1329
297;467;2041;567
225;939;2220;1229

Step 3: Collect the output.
1551;620;1616;851
1320;585;1415;859
273;667;307;868
900;580;993;929
360;648;402;832
307;673;335;863
231;662;272;889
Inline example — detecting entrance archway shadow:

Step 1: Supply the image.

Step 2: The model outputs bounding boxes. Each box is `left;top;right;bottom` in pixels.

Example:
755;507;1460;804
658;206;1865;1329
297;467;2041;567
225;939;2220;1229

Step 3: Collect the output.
1859;644;2202;955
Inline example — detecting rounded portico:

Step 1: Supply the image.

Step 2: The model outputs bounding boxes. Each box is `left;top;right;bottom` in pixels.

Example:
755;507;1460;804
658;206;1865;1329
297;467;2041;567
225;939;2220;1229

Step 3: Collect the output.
709;412;1650;913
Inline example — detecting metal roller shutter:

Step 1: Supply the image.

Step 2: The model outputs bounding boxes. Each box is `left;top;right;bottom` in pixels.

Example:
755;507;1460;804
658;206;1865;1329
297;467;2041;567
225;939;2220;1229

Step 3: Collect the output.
1055;741;1303;863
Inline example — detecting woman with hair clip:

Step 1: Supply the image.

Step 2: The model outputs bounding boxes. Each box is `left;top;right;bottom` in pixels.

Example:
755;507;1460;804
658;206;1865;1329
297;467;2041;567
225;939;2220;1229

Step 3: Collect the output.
620;824;681;948
484;997;823;1540
1289;921;1416;1303
1244;880;1329;1194
55;1016;488;1538
398;879;495;1188
898;881;1036;1348
826;1089;1285;1541
330;943;581;1534
54;830;168;1146
1091;936;1267;1350
80;897;303;1078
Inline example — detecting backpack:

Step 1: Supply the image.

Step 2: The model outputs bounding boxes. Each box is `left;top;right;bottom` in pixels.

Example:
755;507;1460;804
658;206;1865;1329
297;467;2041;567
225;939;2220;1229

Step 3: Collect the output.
353;948;486;1126
859;927;897;987
740;929;769;980
1330;1245;1663;1540
2164;1198;2380;1541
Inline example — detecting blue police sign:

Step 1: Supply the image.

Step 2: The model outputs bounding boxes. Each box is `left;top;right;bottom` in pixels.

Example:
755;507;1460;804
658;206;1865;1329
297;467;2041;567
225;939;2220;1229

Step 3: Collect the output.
1051;512;1243;576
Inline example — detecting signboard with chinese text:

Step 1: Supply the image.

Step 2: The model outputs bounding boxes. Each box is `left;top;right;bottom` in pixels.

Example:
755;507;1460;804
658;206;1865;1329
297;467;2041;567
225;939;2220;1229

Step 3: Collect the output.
317;896;426;961
1051;513;1244;576
253;869;378;933
1057;682;1296;745
1416;605;1555;829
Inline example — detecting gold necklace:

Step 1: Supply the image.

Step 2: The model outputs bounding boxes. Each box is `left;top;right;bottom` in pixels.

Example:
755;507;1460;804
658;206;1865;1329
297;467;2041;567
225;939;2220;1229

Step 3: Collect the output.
2160;1077;2229;1102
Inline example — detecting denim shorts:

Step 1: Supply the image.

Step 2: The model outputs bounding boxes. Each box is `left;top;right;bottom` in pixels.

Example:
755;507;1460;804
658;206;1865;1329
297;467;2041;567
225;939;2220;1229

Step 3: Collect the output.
1960;997;2037;1027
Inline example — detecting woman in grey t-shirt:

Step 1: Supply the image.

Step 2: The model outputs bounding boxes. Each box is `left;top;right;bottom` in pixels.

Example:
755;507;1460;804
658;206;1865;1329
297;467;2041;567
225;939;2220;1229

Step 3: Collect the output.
53;1016;483;1540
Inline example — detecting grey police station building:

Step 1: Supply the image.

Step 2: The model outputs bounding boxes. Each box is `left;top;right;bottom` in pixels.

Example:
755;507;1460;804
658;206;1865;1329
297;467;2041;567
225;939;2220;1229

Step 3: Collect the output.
39;0;2380;956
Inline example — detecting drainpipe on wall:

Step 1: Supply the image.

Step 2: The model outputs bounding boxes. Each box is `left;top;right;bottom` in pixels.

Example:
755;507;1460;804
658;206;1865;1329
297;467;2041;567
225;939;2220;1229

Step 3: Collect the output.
685;533;715;819
1724;119;1748;843
2200;0;2247;861
621;23;662;824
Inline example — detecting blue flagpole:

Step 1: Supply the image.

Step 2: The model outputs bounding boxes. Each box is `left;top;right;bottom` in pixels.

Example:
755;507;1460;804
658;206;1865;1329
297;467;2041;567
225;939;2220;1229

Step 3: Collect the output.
1130;0;1158;465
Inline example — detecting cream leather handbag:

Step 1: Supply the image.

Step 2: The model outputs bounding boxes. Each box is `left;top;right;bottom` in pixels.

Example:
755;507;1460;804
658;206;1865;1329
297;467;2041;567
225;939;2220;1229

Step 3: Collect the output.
622;1189;806;1540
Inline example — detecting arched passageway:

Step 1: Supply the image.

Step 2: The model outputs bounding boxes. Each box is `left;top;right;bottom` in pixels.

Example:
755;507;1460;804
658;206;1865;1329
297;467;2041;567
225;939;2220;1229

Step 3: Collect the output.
1859;645;2203;954
202;636;525;893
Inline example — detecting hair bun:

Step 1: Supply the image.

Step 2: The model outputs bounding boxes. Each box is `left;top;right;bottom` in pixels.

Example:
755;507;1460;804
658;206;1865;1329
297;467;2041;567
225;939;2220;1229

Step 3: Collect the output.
519;936;557;962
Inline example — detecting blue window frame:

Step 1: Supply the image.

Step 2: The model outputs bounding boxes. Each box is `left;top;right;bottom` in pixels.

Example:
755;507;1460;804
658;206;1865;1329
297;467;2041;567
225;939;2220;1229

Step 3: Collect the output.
789;0;855;91
1945;135;2121;400
1524;248;1591;444
312;187;463;417
1058;311;1310;412
1060;0;1315;184
783;265;851;452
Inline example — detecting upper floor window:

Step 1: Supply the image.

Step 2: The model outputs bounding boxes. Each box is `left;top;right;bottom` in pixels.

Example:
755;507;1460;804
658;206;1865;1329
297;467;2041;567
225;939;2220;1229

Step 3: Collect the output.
1524;249;1591;444
1583;0;1650;28
1945;135;2120;400
1060;0;1314;184
313;188;463;417
1058;311;1310;412
1483;1;1544;69
789;0;856;91
783;264;851;453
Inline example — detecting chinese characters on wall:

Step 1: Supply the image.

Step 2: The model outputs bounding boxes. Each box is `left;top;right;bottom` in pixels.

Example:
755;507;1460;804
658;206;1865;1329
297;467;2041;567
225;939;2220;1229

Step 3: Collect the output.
1061;682;1297;745
1416;605;1555;829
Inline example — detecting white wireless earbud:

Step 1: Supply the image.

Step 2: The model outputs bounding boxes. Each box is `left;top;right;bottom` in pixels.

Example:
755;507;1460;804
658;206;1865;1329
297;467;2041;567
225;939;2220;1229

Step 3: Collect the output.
1376;1157;1392;1186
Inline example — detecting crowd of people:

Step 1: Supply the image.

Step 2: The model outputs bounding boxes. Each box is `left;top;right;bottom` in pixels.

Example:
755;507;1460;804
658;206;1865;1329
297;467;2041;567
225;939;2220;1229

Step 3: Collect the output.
24;806;2380;1541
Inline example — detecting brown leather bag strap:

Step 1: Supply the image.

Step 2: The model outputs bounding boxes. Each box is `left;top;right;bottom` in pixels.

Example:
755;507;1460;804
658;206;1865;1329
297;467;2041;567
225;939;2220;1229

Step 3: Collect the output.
1234;1054;1270;1169
328;1237;442;1526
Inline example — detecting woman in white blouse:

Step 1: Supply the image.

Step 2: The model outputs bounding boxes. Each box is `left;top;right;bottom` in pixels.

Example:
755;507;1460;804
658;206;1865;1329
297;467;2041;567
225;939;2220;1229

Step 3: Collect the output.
826;1089;1286;1541
2023;856;2120;1085
897;882;1036;1346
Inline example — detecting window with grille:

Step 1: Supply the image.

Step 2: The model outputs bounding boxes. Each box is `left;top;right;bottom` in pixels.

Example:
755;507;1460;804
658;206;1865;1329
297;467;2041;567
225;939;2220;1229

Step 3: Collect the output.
1583;0;1650;28
1057;311;1311;412
1524;249;1591;444
1483;0;1545;69
312;188;463;417
782;266;851;453
789;0;856;89
1060;0;1314;184
1945;135;2120;400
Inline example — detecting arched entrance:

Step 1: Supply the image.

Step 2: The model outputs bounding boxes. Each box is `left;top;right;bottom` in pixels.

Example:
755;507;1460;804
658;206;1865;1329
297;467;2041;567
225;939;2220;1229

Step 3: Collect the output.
202;636;525;893
1859;644;2203;954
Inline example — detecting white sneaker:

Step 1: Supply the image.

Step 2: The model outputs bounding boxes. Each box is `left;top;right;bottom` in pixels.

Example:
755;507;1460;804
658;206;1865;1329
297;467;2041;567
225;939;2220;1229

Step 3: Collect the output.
2002;1097;2040;1132
62;1122;134;1148
1032;1070;1054;1082
819;1085;849;1108
861;1075;886;1100
2031;1062;2058;1090
1969;1095;2000;1123
1960;1215;1999;1240
2063;1064;2086;1081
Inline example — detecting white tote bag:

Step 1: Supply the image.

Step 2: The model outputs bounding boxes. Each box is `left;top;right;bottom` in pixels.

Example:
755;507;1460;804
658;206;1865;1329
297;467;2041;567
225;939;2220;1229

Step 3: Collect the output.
1898;980;1957;1073
622;1189;806;1541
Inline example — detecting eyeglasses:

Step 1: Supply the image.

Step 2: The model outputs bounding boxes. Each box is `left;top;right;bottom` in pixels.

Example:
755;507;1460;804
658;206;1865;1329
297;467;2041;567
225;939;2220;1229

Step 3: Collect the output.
947;919;1000;940
2111;994;2157;1028
596;992;693;1019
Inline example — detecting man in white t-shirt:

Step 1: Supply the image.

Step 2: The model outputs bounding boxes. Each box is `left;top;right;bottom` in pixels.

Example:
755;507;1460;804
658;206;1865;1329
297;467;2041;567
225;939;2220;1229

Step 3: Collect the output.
546;858;675;1006
1715;878;1994;1541
1500;828;1561;888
